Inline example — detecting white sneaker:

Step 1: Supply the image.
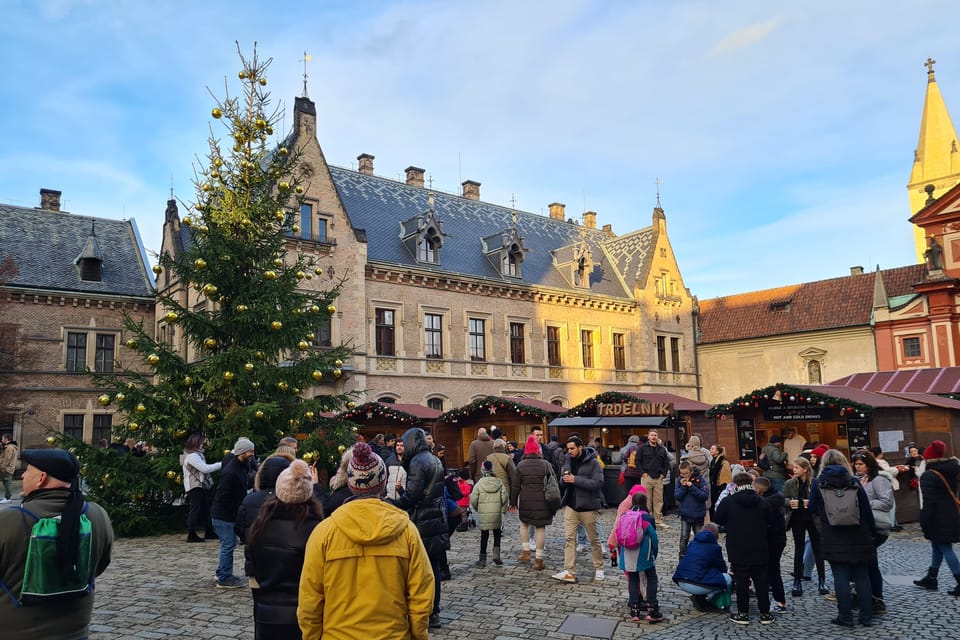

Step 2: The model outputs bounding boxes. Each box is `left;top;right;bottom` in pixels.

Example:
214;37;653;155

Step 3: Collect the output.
576;543;586;553
595;569;605;581
529;540;536;551
0;498;10;504
551;569;577;583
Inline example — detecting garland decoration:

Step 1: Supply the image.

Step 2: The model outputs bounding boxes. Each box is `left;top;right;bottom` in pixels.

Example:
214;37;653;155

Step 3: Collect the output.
438;395;547;422
706;382;873;420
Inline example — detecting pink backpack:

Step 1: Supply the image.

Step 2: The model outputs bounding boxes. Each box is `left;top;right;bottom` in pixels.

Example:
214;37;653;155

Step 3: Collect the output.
615;508;647;549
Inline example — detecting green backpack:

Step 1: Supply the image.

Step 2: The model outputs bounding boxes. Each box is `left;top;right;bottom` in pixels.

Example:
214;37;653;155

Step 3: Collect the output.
15;504;94;606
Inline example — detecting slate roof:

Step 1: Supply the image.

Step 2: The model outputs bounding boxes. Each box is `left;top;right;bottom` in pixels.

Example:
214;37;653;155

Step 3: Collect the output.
328;167;638;300
697;264;927;344
0;203;154;298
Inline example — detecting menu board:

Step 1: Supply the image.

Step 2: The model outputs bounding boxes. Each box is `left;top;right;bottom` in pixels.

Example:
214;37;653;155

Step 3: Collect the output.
846;417;870;451
736;418;756;461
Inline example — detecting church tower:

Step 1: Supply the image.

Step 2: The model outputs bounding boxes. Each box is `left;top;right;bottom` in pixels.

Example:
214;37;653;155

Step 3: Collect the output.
908;58;960;261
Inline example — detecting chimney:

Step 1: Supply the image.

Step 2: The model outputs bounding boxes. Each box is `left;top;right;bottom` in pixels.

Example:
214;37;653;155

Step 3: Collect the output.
548;202;566;221
405;166;425;188
602;223;615;237
462;180;481;201
293;96;317;136
40;188;62;212
582;211;597;229
850;266;864;275
357;153;375;176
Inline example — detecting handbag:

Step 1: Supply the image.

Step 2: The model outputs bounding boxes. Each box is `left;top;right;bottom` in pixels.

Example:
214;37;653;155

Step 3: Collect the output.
544;466;561;514
871;508;893;529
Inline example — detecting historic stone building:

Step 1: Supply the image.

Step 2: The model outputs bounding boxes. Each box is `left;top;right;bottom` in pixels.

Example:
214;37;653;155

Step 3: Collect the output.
0;189;155;449
159;94;700;412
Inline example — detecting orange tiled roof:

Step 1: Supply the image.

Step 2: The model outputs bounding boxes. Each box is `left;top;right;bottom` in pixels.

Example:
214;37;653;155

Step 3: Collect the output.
697;264;927;344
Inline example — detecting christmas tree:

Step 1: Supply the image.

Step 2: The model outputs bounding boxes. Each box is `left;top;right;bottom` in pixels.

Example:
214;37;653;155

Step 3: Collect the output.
58;47;357;535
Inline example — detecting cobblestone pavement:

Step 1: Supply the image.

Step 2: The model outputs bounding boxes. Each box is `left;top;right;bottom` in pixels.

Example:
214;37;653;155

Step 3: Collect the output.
84;508;960;640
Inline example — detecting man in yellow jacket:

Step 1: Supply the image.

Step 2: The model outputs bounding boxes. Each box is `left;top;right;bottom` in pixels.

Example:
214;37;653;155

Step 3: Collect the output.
298;442;435;640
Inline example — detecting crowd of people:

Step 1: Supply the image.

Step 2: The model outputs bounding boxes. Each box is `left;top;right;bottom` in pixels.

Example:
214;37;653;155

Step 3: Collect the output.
0;426;958;638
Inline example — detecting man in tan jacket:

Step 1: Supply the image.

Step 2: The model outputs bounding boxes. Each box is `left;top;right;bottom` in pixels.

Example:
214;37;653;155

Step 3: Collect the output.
0;434;17;502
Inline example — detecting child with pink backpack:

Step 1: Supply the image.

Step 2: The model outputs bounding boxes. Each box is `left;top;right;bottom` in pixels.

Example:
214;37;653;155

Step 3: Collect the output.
610;491;662;623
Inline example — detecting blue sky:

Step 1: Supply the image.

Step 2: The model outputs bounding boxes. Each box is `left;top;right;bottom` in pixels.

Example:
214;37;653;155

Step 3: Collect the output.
3;0;959;298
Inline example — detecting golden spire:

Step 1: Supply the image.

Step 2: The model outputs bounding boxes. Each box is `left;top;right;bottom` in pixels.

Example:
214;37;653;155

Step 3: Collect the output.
908;57;960;261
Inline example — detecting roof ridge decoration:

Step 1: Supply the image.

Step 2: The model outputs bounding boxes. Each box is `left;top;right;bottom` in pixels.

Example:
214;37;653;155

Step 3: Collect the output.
707;382;873;419
337;401;422;427
437;395;548;423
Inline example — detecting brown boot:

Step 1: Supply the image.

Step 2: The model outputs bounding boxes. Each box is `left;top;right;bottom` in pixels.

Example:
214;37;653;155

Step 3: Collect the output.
518;550;531;563
533;558;545;571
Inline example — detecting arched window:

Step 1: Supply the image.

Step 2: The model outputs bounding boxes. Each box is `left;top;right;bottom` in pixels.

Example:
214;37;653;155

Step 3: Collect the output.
427;397;444;411
377;396;396;404
418;234;439;263
807;360;822;384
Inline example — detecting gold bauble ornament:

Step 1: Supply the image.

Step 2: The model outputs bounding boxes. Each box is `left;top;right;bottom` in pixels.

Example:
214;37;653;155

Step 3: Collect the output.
240;218;251;227
167;469;177;479
203;284;218;296
279;181;290;190
175;429;187;438
305;410;315;419
201;183;211;192
223;371;235;381
115;392;125;402
236;304;249;313
135;403;146;413
212;107;222;119
277;381;289;392
147;354;160;365
310;304;320;314
98;394;111;406
291;224;300;233
337;444;346;454
264;271;277;280
244;363;254;372
175;474;182;484
275;430;285;438
152;264;162;274
271;321;283;331
255;410;265;419
224;449;231;455
333;368;342;378
183;376;193;386
255;118;267;129
46;436;56;445
252;381;261;388
259;77;267;86
194;258;207;269
256;350;266;359
327;305;337;315
314;267;323;276
295;270;305;279
305;332;315;341
204;338;217;350
128;422;139;431
297;341;309;350
273;258;284;268
279;147;288;156
164;311;178;322
334;359;343;367
346;401;356;409
198;225;209;233
207;413;217;422
238;70;247;79
182;216;193;227
125;338;136;348
292;308;302;315
211;169;220;179
295;186;304;195
311;370;323;381
266;126;274;135
302;452;315;463
275;209;286;222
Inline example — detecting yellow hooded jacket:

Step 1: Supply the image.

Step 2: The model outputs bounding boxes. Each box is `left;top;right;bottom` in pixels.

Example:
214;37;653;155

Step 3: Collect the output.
298;497;435;640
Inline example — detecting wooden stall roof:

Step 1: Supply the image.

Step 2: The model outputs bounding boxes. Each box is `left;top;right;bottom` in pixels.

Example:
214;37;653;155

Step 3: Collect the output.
831;367;960;395
625;392;713;412
502;397;568;414
794;385;925;409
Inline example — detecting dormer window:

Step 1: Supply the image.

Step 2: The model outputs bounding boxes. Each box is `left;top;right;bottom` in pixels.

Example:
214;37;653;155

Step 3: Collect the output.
76;222;104;282
769;300;791;313
482;228;528;278
574;256;588;287
401;195;446;265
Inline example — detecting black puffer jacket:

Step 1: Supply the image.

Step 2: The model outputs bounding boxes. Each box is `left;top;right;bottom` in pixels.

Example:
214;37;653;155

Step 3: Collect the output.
560;446;604;512
510;453;556;526
244;504;322;625
235;456;291;545
395;427;449;556
810;465;876;564
920;458;960;544
211;456;253;522
713;486;772;565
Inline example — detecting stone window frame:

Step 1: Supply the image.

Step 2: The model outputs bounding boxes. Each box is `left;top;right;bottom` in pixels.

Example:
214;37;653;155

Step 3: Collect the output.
546;324;563;367
64;327;119;374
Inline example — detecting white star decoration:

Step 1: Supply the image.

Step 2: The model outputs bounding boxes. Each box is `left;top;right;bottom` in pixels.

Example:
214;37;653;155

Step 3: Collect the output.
488;406;496;414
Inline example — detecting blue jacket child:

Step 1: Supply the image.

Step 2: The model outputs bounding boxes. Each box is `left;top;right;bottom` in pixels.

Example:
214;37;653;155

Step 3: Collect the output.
675;467;709;523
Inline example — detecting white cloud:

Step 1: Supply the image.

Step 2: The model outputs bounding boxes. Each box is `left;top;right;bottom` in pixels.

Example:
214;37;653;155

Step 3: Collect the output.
710;18;781;56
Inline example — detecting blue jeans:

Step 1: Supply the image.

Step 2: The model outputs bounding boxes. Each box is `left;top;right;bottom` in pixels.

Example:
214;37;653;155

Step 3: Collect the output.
830;562;872;625
931;541;960;575
768;477;785;493
676;574;732;600
211;518;237;582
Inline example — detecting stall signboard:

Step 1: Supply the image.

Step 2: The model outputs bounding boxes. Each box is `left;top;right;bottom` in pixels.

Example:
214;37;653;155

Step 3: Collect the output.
846;417;870;450
597;402;673;417
762;404;831;421
736;418;756;461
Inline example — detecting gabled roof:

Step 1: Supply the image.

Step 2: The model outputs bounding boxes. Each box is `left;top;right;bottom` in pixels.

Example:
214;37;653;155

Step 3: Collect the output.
830;367;960;395
0;203;154;298
697;264;927;344
328;167;635;299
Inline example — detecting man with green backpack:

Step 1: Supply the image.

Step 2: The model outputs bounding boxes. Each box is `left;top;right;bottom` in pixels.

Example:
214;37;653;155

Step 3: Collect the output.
0;448;114;639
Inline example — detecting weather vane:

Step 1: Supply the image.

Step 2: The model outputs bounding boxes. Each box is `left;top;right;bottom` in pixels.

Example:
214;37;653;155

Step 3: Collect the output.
655;176;663;208
301;51;312;97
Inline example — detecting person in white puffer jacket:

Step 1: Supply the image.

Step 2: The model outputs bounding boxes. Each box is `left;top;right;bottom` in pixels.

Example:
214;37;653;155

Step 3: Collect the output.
180;433;222;542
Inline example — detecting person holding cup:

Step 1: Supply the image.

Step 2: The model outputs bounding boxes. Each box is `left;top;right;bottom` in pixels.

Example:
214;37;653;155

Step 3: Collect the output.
783;457;826;598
